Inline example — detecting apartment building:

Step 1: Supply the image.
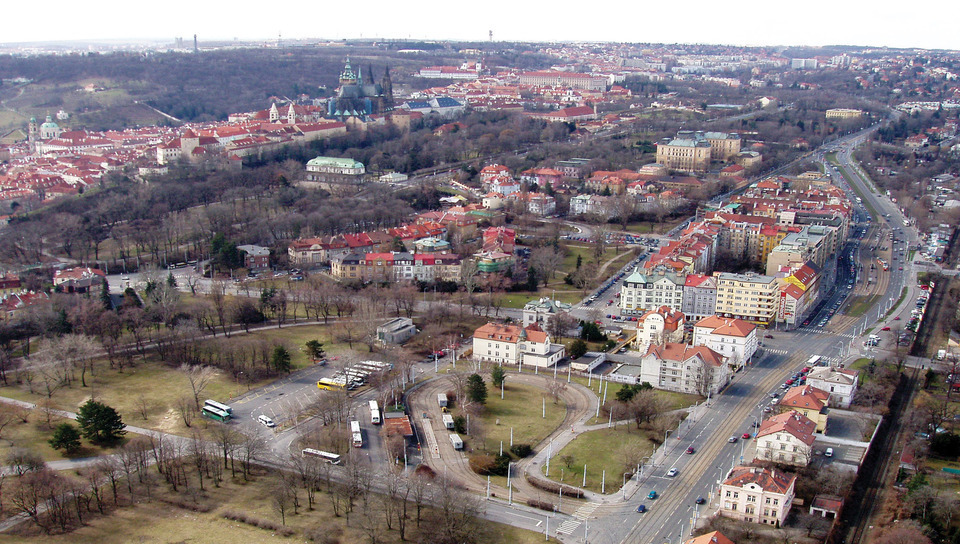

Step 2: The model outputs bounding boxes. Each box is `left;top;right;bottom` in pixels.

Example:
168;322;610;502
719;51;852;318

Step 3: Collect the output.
692;315;758;370
518;71;608;91
656;131;741;173
638;343;729;396
755;411;817;467
681;274;718;321
714;272;778;325
331;252;462;283
720;466;797;525
825;108;863;120
620;268;686;315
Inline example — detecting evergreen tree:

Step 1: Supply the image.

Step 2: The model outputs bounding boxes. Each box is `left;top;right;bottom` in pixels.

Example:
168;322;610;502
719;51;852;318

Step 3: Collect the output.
491;365;506;387
49;422;82;454
76;399;126;444
466;373;487;404
271;345;292;373
568;339;588;359
100;280;112;310
305;340;326;362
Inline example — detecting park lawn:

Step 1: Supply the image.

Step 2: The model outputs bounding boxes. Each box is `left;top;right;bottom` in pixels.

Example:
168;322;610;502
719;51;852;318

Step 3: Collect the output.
542;427;656;494
570;376;702;416
0;355;240;437
472;381;567;454
845;295;880;318
236;323;355;369
0;465;556;544
0;409;114;463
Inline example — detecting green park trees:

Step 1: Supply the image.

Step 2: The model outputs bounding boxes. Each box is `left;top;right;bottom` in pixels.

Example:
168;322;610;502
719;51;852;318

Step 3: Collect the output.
76;399;126;444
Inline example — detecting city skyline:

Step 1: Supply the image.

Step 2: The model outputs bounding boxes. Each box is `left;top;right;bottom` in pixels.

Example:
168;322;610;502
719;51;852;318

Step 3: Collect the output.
5;0;960;51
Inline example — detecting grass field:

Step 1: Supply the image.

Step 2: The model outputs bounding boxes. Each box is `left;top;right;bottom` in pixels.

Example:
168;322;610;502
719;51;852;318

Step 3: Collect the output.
469;381;568;454
846;294;881;318
542;426;656;493
499;290;583;309
0;465;556;544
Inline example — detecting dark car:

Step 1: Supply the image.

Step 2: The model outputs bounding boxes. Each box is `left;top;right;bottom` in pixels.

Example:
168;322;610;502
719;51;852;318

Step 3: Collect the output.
695;497;706;505
637;504;647;513
764;334;774;339
648;490;658;499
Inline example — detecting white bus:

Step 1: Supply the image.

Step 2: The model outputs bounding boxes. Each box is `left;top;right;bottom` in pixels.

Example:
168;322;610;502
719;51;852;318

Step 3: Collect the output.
350;420;362;448
301;448;341;465
369;400;381;425
806;355;822;367
203;399;233;415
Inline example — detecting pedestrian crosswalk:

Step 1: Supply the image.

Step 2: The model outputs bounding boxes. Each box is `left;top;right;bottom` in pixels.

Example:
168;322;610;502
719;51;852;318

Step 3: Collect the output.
764;348;789;356
556;502;600;535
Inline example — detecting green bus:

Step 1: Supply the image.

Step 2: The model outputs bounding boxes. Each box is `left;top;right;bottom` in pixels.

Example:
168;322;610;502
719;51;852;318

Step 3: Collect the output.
201;406;231;422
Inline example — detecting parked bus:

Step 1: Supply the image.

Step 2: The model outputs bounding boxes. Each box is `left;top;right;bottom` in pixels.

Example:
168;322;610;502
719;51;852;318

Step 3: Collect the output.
317;377;347;391
203;399;233;415
350;420;363;447
201;406;231;422
369;400;381;425
806;355;822;367
301;448;341;465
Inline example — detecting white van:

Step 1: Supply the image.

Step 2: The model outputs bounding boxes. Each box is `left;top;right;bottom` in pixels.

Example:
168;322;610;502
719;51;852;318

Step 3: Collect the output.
258;415;276;428
824;447;834;458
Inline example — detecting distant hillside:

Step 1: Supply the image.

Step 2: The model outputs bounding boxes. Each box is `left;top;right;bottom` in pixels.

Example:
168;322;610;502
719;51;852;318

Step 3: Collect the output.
0;43;555;132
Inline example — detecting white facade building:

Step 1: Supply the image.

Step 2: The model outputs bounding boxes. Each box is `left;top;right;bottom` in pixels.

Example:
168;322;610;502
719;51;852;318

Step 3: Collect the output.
620;269;686;315
638;343;729;395
720;466;797;526
472;322;566;368
804;366;859;408
691;315;759;370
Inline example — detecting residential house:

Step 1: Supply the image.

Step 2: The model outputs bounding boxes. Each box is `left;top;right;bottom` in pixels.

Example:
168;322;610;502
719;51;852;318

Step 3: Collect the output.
237;244;270;271
755;411;817;467
778;385;829;432
472;323;565;368
53;267;106;294
691;316;758;370
639;343;729;395
804;366;859;408
714;272;778;325
522;297;572;328
683;532;735;544
633;306;685;351
719;466;796;526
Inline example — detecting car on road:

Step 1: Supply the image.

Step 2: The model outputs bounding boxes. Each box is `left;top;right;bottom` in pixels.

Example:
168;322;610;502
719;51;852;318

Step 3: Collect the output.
637;504;647;513
667;467;678;477
648;490;658;499
728;436;738;443
258;415;276;428
825;447;834;457
763;406;772;413
742;432;751;439
894;316;901;320
695;497;706;505
685;446;695;455
881;327;891;331
764;334;774;339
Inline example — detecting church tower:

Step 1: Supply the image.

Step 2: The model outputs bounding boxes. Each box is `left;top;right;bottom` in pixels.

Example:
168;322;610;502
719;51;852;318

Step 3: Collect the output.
27;117;38;153
269;102;279;123
380;66;393;108
286;103;296;124
339;58;358;86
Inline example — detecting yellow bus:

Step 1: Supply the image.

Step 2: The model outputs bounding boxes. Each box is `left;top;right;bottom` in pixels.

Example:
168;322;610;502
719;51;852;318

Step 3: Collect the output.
317;377;346;391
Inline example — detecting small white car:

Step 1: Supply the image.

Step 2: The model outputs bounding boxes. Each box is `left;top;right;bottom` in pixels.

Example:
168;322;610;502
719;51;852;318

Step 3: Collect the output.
666;468;678;477
258;415;276;428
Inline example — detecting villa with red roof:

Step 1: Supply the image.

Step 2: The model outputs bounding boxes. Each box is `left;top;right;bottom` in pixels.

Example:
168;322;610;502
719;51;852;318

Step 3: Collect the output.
639;342;729;395
633;306;685;351
778;385;829;432
472;322;565;368
53;266;106;294
755;411;817;466
720;466;797;525
692;315;758;370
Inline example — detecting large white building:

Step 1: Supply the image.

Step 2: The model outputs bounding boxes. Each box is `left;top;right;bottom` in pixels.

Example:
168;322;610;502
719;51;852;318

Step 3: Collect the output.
620;269;686;315
521;297;572;328
472;323;566;368
755;411;817;467
720;466;797;526
804;366;859;408
638;343;729;396
692;315;759;370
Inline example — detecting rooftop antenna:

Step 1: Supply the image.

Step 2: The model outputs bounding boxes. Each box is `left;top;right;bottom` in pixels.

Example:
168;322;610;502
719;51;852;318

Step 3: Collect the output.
489;30;493;42
278;31;283;49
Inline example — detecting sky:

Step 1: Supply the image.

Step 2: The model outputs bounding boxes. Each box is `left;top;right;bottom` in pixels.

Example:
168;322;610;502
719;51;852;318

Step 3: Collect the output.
5;0;959;51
